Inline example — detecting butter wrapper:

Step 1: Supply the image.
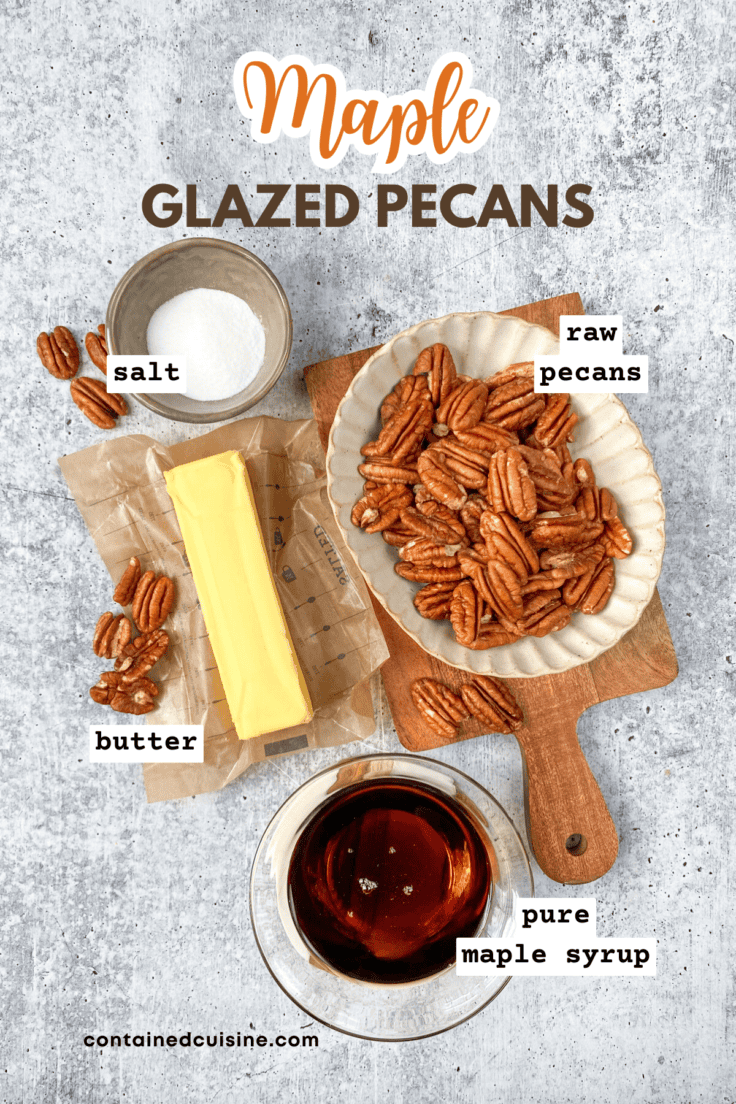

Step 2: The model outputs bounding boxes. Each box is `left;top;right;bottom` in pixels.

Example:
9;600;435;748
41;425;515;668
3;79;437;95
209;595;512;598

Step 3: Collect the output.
59;416;390;802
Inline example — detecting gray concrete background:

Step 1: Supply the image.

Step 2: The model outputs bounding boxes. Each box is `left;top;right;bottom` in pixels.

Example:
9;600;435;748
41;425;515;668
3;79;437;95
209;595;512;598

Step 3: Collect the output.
1;1;733;1101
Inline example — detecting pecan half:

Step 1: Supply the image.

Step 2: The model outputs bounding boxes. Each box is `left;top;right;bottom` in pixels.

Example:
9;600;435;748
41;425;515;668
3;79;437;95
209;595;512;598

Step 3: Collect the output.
36;326;79;380
395;562;464;583
516;445;574;512
454;422;519;454
514;592;572;636
535;393;578;448
435;379;488;434
112;557;142;606
484;369;545;431
111;678;159;715
480;511;539;577
358;459;419;485
70;377;127;429
563;556;615;612
459;496;486;543
460;675;523;733
527;512;602;550
412;343;457;406
416;450;467;511
361;399;433;463
603;515;633;558
539;542;606;580
427;437;490;490
413;581;456;619
487;448;537;521
450;579;484;646
381;523;417;547
85;326;108;374
132;572;175;632
380;373;431;425
114;629;169;679
90;671;158;711
399;536;463;568
410;677;469;740
93;612;133;659
485;361;534;391
400;504;466;545
351;484;413;533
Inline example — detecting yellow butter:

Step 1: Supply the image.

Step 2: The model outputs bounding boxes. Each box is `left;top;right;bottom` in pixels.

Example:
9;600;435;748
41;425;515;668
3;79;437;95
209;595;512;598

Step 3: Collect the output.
165;450;312;740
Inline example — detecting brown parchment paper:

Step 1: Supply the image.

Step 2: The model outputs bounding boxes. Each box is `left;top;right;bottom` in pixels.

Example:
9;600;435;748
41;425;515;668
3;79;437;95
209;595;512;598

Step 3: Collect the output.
58;416;389;803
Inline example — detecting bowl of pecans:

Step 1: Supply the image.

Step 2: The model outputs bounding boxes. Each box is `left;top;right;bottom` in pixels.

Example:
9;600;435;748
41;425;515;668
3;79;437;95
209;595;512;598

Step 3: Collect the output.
326;312;666;677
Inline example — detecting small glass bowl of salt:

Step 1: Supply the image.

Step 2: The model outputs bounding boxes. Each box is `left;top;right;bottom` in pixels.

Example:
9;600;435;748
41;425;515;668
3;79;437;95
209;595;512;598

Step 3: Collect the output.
106;238;292;423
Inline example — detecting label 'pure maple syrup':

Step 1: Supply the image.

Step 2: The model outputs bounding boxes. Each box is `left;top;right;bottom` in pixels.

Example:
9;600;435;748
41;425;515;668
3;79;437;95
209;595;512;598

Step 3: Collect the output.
287;778;492;984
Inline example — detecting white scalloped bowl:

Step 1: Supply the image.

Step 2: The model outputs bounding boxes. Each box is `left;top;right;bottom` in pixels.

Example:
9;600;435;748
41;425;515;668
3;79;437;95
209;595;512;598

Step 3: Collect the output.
326;312;665;677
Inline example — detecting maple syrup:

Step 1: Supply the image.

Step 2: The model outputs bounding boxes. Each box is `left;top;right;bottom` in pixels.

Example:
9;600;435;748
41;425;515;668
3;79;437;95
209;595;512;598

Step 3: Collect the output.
287;778;492;984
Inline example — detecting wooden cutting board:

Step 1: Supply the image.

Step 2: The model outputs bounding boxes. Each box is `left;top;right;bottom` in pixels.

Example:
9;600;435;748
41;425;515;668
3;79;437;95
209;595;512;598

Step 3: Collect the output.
304;293;678;885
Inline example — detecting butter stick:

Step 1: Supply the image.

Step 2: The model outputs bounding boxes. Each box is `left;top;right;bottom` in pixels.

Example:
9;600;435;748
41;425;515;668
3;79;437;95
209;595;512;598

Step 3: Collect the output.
165;450;312;740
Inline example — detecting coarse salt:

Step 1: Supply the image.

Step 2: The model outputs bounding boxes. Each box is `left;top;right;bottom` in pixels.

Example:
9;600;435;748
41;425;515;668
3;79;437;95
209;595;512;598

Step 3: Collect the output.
146;287;266;402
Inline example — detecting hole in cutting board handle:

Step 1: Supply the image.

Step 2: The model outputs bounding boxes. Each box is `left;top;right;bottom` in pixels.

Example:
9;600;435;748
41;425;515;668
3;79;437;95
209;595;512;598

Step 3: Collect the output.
565;833;588;856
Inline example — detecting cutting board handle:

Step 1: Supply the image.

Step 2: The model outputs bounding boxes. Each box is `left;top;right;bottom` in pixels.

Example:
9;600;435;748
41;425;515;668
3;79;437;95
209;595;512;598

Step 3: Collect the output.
515;724;619;885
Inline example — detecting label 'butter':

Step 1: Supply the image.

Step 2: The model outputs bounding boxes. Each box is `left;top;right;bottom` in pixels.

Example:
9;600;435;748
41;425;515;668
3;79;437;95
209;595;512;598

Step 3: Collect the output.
165;450;312;740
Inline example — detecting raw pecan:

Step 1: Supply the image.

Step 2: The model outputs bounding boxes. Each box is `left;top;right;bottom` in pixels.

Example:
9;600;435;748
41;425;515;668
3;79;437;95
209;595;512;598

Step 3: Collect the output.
603;515;633;558
514;592;572;637
516;445;574;511
70;377;127;429
535;394;578;448
111;678;159;715
539;542;606;580
381;523;417;547
395;562;464;583
454;422;519;454
484;371;545;431
485;361;534;391
90;671;158;711
480;511;539;577
460;675;523;733
115;629;169;679
361;399;433;463
521;570;571;596
132;572;175;632
112;557;142;606
410;677;469;740
573;458;596;487
351;484;413;533
412;343;457;406
487;448;538;521
414;497;467;539
414;581;456;619
578;557;616;614
465;622;524;649
527;512;603;550
416;450;467;511
399;536;463;567
400;505;466;545
36;326;79;380
435;379;488;434
459;496;487;543
93;612;133;659
450;579;484;646
85;325;108;374
458;552;523;620
380;373;431;425
357;459;419;484
427;437;490;490
563;556;615;612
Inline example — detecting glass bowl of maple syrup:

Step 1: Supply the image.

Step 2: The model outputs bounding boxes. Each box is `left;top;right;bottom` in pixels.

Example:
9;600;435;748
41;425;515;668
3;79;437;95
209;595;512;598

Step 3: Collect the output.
250;754;533;1040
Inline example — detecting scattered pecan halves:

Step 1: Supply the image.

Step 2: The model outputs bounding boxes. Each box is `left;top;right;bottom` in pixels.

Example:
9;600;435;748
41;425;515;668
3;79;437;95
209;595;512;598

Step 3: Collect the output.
70;377;127;429
410;677;470;740
114;629;169;679
36;326;79;380
113;557;142;606
93;612;133;659
460;675;523;733
90;672;159;713
85;325;108;374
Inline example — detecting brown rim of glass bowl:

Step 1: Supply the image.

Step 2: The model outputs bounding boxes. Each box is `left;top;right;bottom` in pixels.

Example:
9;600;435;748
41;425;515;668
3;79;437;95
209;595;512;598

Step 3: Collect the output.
105;237;293;424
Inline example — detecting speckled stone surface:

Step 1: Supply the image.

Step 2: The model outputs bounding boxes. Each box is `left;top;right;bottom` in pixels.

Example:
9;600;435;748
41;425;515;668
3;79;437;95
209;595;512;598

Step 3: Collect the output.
1;2;733;1101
